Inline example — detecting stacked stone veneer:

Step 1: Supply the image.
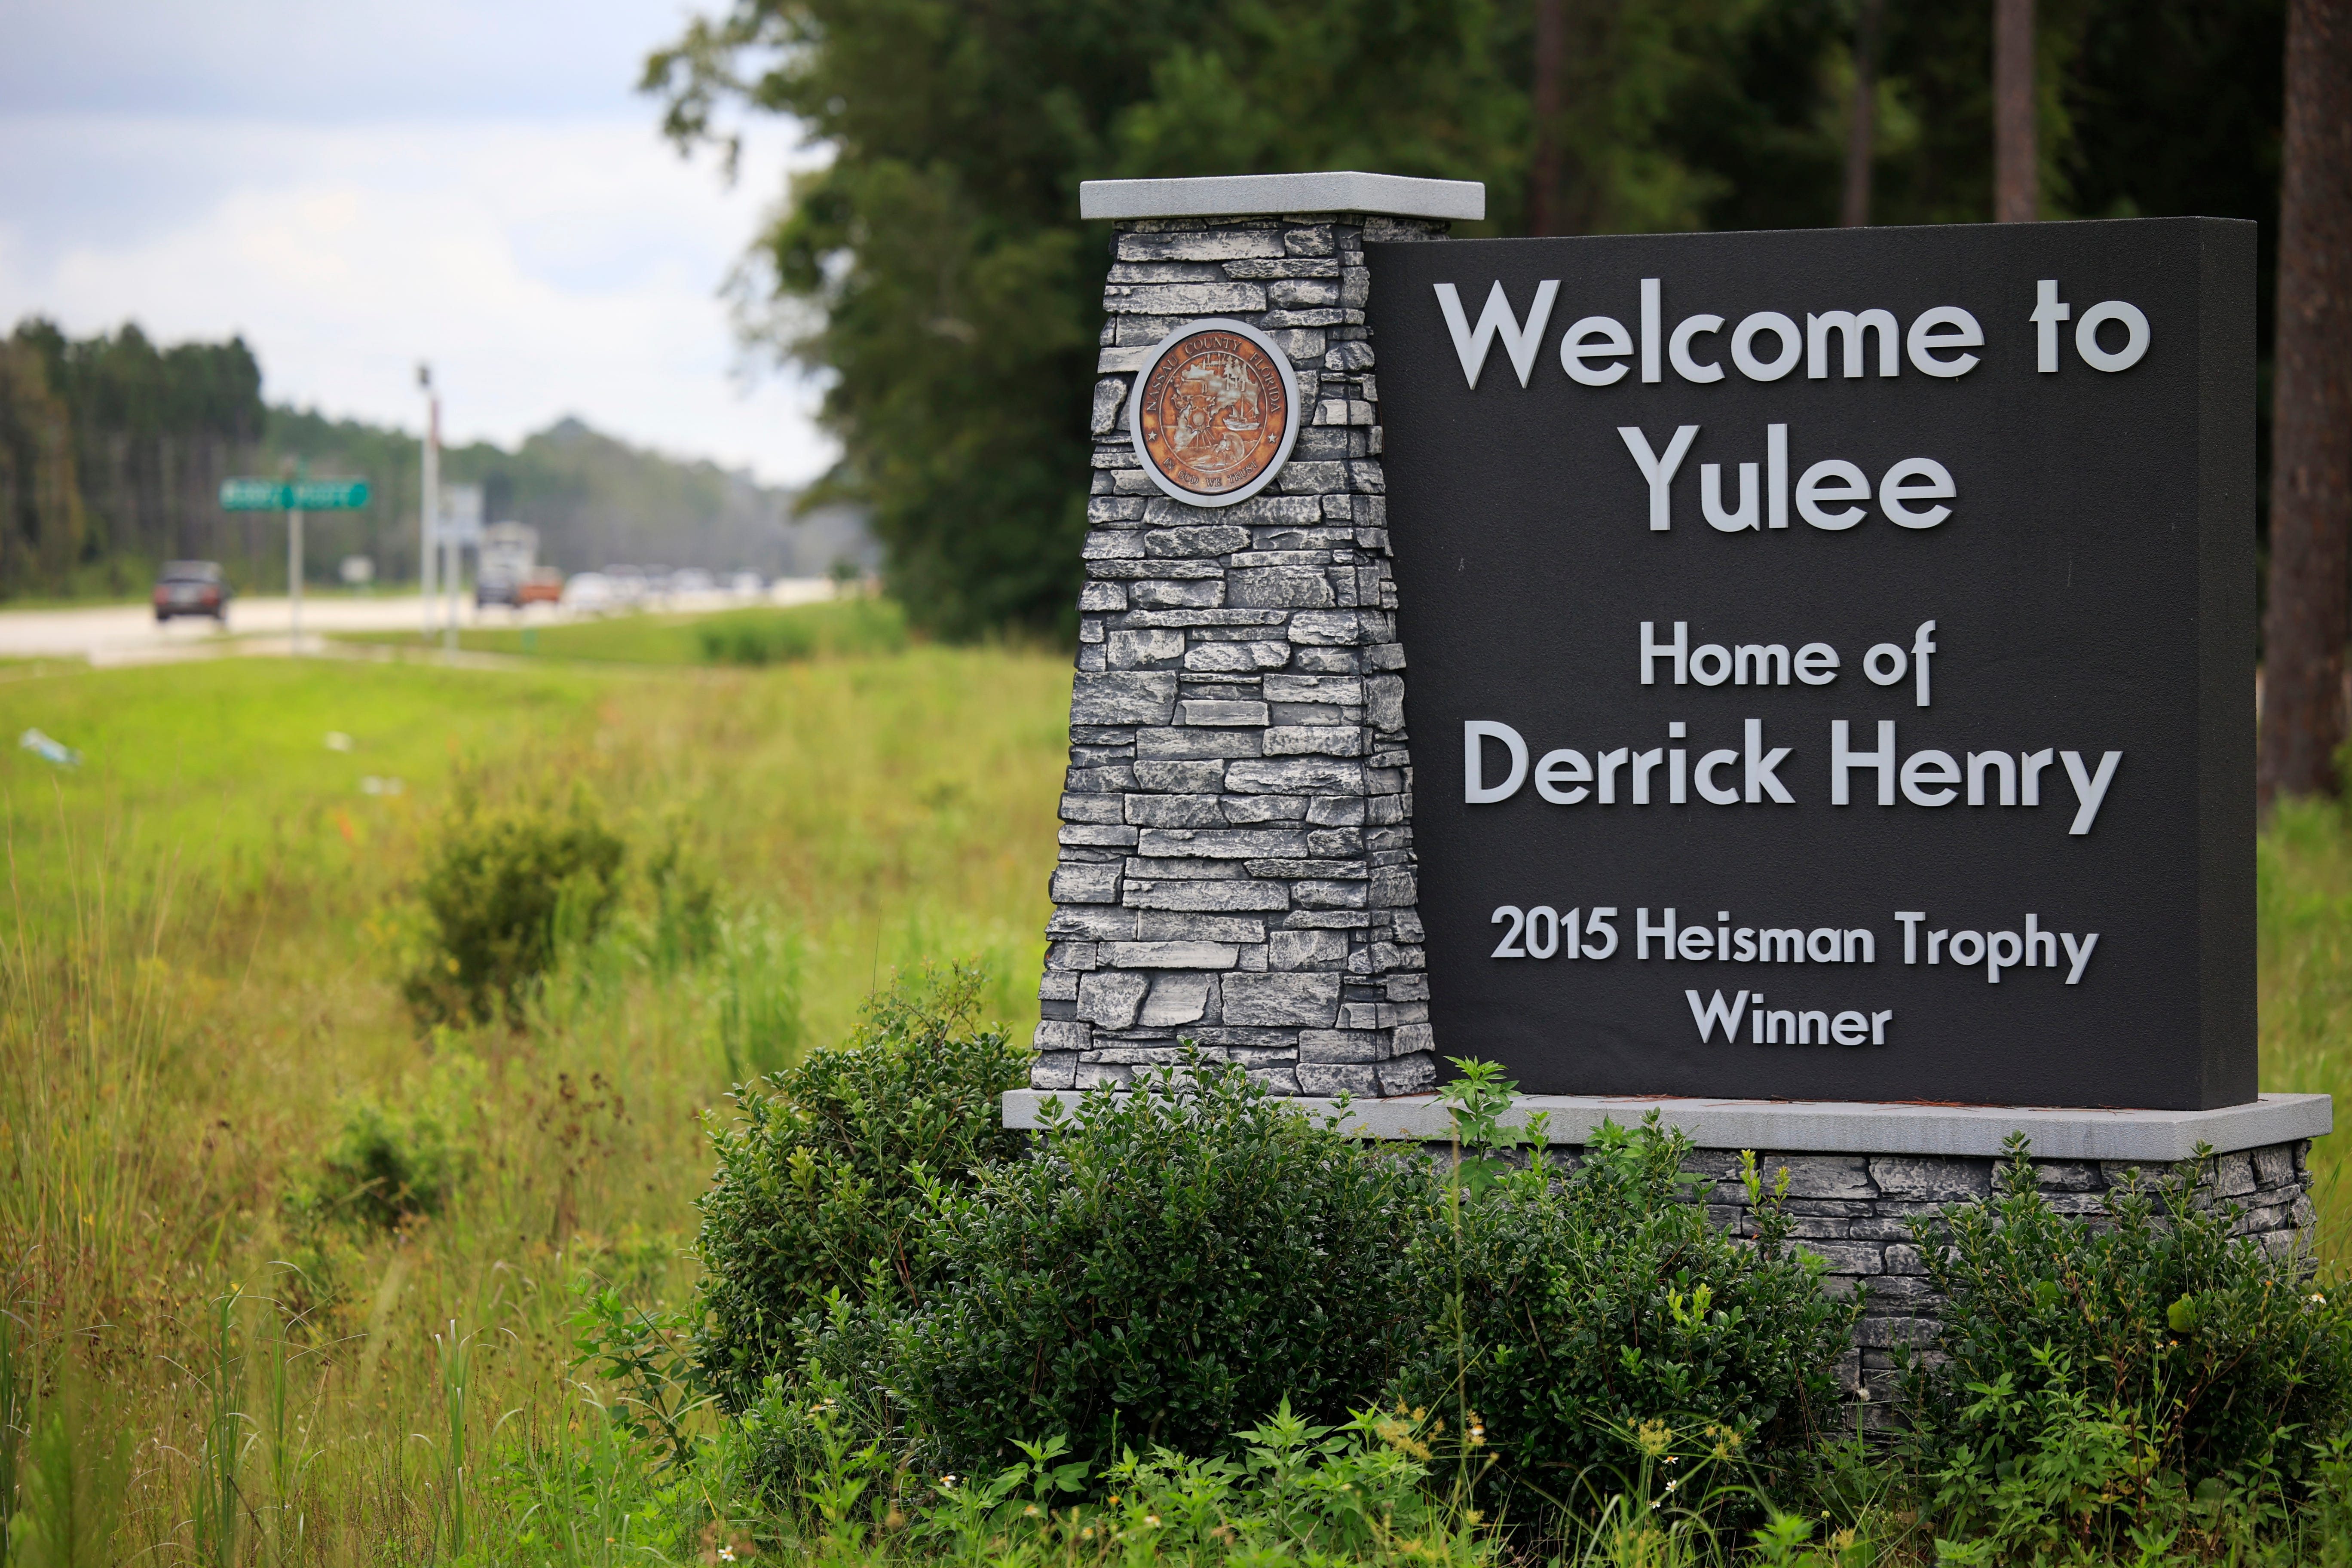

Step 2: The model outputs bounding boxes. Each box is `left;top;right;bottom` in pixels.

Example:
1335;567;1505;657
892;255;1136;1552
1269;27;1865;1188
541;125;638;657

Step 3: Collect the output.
1670;1139;2318;1423
1030;208;1452;1096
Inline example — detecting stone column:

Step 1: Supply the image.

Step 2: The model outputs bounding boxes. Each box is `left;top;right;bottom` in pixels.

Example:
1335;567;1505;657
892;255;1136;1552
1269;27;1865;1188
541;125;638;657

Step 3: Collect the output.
1028;172;1484;1098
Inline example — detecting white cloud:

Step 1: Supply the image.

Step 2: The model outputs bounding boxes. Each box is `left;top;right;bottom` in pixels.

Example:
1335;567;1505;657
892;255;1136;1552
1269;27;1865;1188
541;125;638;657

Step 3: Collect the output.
0;1;834;485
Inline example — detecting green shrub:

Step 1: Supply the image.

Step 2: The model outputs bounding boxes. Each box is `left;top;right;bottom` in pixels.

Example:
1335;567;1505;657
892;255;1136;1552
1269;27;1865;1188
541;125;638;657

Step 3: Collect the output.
1903;1135;2352;1549
1390;1111;1856;1518
403;783;627;1024
872;1060;1435;1471
298;1099;465;1231
691;965;1029;1413
694;598;907;667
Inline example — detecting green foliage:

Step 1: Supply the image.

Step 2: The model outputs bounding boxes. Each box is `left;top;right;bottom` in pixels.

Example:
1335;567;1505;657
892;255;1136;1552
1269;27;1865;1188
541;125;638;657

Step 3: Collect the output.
403;783;627;1025
0;341;88;596
646;0;2286;639
695;599;910;667
871;1060;1433;1470
1392;1110;1856;1519
713;911;808;1085
692;965;1030;1413
7;317;262;597
645;0;1519;639
1902;1134;2352;1550
570;1282;707;1470
722;1371;1491;1565
295;1097;467;1232
4;1357;132;1568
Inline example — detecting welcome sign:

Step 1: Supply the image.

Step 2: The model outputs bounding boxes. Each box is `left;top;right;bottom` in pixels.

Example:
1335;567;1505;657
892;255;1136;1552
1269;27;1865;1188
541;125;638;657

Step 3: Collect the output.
1372;219;2253;1109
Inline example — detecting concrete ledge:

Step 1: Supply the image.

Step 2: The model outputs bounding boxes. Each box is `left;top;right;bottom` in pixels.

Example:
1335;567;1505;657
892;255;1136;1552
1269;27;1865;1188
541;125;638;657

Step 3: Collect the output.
1003;1089;2331;1162
1079;172;1485;223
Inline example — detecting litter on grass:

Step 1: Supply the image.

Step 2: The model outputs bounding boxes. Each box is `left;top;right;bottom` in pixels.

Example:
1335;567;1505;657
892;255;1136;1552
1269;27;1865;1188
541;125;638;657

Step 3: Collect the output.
18;728;81;767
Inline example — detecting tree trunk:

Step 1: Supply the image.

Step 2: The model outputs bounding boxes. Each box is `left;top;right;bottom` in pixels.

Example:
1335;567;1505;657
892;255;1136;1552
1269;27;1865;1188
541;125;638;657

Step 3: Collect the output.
1528;0;1567;236
1993;0;2037;222
2259;0;2352;805
1841;0;1884;227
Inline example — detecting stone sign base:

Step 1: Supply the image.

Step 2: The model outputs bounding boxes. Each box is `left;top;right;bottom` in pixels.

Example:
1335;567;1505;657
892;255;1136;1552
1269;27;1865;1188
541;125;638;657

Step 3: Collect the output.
1003;1089;2331;1424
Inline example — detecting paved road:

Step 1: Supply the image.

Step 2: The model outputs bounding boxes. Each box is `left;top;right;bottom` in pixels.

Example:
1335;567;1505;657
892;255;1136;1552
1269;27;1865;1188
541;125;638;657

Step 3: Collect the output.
0;582;837;666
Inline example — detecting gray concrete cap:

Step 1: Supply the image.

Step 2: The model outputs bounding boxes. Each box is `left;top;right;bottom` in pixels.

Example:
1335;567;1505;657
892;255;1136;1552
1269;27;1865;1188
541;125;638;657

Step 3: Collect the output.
1004;1089;2332;1161
1079;171;1486;222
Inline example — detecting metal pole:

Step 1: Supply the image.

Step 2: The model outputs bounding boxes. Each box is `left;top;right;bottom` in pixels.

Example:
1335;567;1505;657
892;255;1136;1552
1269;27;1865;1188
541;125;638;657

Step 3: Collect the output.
444;522;459;651
289;506;304;655
419;368;438;640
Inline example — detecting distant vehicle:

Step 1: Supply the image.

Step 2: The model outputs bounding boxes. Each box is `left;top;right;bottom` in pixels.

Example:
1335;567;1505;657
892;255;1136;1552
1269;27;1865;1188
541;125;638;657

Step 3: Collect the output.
518;566;564;606
153;560;230;623
729;571;764;597
563;572;618;612
477;521;539;607
602;566;647;603
669;568;715;595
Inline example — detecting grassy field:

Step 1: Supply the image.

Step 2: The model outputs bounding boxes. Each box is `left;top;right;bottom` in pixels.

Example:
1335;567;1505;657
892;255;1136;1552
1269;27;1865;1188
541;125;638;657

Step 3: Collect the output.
331;598;909;668
3;643;2351;1564
0;644;1068;1564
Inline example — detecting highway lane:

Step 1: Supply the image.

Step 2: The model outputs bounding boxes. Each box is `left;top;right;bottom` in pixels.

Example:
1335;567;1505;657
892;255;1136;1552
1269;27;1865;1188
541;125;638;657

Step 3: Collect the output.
0;582;837;666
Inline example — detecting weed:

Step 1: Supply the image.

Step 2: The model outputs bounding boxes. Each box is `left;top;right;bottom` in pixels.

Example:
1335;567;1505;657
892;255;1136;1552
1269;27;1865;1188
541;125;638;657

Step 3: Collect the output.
404;780;626;1024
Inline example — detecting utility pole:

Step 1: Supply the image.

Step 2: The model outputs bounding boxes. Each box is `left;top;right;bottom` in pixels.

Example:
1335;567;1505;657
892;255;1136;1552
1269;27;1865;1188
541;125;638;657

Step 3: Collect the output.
288;457;306;656
418;364;439;643
2259;0;2352;805
1993;0;2037;222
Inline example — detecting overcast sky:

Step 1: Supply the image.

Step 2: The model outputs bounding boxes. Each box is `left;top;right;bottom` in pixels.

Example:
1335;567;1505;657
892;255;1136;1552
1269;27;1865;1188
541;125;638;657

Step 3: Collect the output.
0;0;834;484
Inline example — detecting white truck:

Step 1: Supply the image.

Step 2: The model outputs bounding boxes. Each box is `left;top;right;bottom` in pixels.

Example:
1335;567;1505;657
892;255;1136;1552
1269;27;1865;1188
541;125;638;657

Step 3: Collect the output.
476;521;539;606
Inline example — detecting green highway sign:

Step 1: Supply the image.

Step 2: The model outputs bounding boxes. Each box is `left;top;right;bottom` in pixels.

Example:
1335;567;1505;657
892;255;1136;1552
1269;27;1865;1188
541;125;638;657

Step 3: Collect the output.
220;478;371;511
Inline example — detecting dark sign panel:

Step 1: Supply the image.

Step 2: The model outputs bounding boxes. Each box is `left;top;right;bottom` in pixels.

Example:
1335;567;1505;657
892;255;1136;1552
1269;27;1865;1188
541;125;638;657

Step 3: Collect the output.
1370;219;2252;1110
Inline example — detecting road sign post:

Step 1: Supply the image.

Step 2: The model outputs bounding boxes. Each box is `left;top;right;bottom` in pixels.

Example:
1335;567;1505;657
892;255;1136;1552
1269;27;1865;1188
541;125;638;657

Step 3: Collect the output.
220;475;370;655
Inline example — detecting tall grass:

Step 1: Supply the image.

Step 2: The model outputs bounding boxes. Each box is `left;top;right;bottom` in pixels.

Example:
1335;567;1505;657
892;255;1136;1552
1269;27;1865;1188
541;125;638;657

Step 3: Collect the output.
0;646;1067;1563
4;641;2350;1564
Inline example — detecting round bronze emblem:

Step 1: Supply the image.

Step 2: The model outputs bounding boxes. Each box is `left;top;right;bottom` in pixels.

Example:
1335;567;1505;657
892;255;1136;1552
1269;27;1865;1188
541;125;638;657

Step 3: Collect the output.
1130;320;1297;506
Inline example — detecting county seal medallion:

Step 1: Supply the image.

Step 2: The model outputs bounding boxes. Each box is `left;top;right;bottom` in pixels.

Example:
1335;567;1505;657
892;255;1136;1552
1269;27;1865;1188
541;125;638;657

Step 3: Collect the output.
1128;318;1301;508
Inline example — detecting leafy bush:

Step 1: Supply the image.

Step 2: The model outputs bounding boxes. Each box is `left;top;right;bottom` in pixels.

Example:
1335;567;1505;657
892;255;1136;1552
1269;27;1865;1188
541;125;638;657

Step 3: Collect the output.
723;1369;1488;1565
1390;1109;1856;1518
295;1098;467;1231
872;1060;1435;1470
694;598;907;667
692;965;1029;1413
403;783;626;1024
1903;1135;2352;1549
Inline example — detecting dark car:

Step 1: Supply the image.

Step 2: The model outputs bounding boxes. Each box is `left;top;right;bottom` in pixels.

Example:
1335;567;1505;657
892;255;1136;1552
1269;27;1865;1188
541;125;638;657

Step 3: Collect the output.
153;560;230;623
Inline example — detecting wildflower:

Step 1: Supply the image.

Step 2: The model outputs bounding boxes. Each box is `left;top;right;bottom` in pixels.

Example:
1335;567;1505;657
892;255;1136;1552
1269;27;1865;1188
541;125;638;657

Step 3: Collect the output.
717;1551;735;1563
1665;1479;1677;1492
940;1473;959;1491
1635;1418;1674;1458
1145;1516;1161;1528
1024;1505;1041;1518
1081;1527;1094;1540
1108;1495;1120;1506
2315;1294;2329;1306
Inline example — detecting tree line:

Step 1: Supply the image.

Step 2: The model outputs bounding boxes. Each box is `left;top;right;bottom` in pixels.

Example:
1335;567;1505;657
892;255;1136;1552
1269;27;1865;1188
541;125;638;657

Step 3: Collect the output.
646;0;2290;628
651;0;2352;807
0;319;850;598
